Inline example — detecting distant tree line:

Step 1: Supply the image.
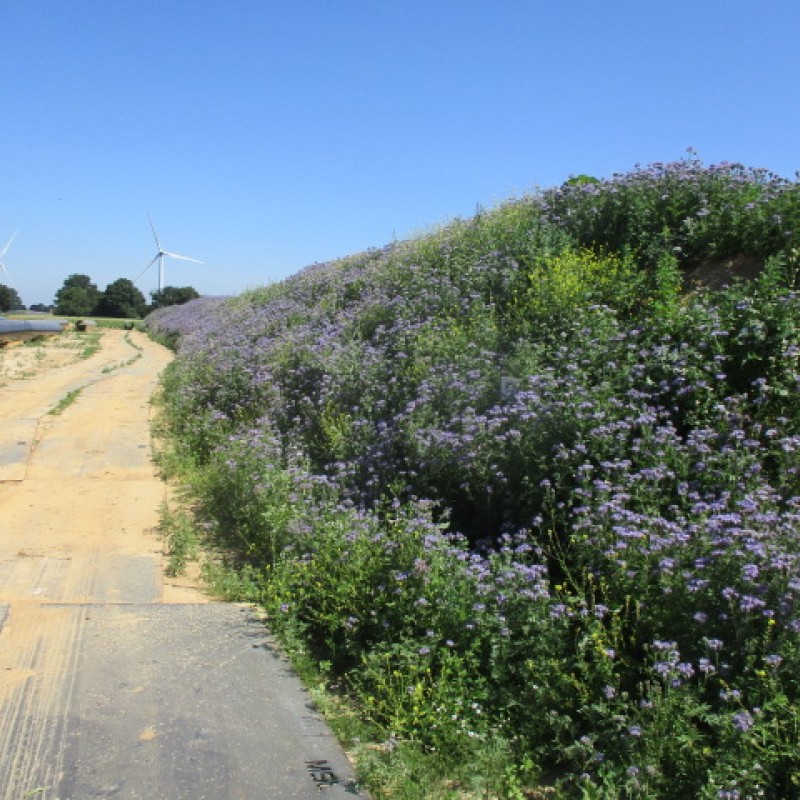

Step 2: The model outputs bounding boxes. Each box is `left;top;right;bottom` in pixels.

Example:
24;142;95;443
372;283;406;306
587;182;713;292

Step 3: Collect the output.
1;276;199;317
52;274;199;318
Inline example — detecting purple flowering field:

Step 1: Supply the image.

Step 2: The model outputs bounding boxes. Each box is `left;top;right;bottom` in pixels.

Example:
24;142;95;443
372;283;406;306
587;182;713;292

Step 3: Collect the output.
148;157;800;798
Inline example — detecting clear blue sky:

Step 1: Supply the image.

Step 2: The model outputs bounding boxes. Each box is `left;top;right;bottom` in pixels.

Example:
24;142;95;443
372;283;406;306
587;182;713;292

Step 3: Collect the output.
2;0;799;306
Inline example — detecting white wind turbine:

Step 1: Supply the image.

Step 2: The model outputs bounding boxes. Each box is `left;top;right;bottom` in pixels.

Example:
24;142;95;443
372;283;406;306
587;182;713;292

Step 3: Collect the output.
0;233;17;287
135;215;202;291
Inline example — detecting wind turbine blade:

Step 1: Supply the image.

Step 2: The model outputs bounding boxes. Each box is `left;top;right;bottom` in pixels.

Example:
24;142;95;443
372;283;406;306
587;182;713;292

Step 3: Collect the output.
147;214;162;250
0;233;17;259
132;255;160;284
164;251;203;264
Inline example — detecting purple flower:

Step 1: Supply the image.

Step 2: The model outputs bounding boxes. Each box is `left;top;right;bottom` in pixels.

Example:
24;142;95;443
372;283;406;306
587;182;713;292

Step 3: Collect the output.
733;711;754;732
652;640;677;651
654;661;672;678
677;662;695;679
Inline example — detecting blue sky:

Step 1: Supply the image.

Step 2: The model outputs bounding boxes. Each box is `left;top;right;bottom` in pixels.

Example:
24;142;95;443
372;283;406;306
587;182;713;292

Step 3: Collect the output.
2;1;799;306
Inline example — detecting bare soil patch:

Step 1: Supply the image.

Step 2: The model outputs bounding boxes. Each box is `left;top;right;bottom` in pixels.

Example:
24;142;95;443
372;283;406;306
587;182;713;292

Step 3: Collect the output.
0;329;208;701
684;253;764;291
0;330;95;386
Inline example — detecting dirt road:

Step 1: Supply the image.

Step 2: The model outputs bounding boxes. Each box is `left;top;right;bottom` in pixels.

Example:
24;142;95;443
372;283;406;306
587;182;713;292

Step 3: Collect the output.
0;330;362;799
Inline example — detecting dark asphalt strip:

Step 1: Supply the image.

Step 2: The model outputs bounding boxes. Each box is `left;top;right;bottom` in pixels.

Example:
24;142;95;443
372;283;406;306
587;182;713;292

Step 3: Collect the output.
53;604;363;799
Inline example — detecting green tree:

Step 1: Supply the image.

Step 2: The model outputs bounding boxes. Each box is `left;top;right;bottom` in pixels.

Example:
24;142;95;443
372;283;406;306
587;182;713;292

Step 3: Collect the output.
149;285;200;311
95;278;147;319
54;274;102;316
0;284;23;312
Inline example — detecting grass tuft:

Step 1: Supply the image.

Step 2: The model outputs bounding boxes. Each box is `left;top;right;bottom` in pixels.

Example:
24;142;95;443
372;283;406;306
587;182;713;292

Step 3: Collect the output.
47;386;84;415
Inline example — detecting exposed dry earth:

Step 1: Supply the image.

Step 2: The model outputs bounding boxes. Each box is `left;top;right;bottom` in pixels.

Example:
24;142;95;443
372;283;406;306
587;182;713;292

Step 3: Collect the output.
0;329;362;799
0;329;102;386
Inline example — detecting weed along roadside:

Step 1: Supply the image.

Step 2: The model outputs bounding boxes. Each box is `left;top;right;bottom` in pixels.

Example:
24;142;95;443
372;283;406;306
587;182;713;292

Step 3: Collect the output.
47;385;84;415
0;328;366;799
147;158;800;799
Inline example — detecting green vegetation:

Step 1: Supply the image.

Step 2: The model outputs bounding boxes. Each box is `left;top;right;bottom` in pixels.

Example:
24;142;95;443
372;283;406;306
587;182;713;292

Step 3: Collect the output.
0;284;23;312
21;336;50;349
101;353;142;374
79;330;102;359
124;331;143;350
150;285;199;309
47;386;84;416
53;273;199;319
158;501;201;576
53;274;104;316
97;330;145;373
94;277;147;319
149;156;800;798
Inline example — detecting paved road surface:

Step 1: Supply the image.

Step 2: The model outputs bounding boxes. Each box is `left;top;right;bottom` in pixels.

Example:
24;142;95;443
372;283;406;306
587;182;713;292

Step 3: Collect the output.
0;330;364;799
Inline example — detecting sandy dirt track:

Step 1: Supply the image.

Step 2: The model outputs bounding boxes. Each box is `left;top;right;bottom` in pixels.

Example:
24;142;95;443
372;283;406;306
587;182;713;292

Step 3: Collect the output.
0;330;362;799
0;330;204;794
